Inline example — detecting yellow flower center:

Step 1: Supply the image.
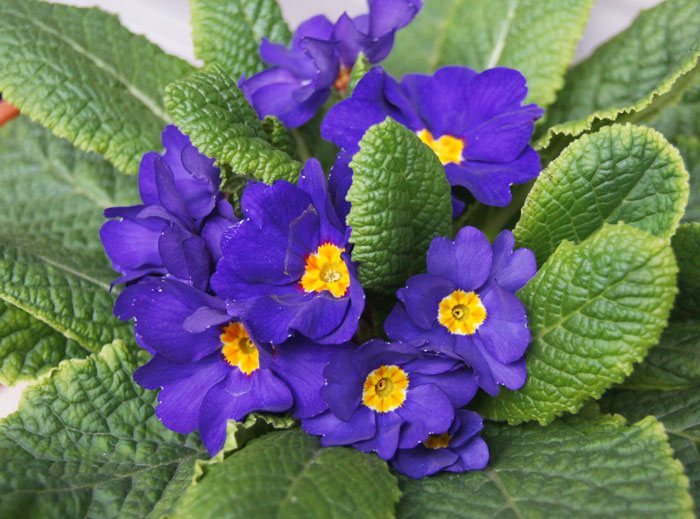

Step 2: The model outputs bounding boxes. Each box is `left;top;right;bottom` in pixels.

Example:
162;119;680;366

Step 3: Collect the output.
362;365;409;413
424;433;452;449
438;289;487;335
220;322;259;375
417;129;465;165
334;66;352;93
300;243;350;298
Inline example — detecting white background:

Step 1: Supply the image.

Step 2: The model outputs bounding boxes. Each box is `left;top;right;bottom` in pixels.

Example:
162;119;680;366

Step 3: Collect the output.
0;0;663;418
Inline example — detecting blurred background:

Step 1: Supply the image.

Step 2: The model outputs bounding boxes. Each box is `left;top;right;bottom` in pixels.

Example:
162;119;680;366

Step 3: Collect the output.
0;0;664;418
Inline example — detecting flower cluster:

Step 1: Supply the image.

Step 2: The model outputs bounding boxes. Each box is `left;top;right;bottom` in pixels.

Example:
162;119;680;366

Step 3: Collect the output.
240;0;423;127
102;6;540;480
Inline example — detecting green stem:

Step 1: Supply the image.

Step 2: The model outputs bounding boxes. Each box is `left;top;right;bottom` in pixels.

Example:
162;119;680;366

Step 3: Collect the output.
290;128;312;162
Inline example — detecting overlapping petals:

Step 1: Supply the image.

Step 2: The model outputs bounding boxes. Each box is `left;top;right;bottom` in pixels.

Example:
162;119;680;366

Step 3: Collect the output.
322;66;544;217
212;159;365;345
240;0;422;127
100;126;236;288
385;227;537;395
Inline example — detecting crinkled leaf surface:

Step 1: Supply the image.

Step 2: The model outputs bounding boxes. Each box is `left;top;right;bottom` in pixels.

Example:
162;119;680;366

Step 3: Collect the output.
672;223;700;321
191;0;290;77
347;119;452;295
174;429;400;519
0;341;207;519
539;0;700;151
0;0;193;173
384;0;594;108
0;118;137;384
602;390;700;516
398;414;693;519
165;66;301;186
478;224;677;424
623;322;700;390
516;124;688;264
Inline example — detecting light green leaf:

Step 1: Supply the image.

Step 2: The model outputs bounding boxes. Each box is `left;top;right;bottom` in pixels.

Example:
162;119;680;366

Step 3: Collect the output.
623;322;700;390
0;117;137;384
347;118;452;294
0;0;193;173
516;124;689;264
384;0;594;108
348;53;371;95
262;115;299;160
165;66;301;186
397;415;693;519
174;429;400;519
650;82;700;221
478;224;678;425
602;389;700;516
538;0;700;152
672;223;700;321
191;0;290;78
0;341;207;519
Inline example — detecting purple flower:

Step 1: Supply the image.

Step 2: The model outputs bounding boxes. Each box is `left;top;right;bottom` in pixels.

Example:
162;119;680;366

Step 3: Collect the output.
116;276;347;455
212;159;365;345
385;227;536;396
322;67;544;216
100;126;236;288
240;0;422;128
302;340;477;460
391;410;489;478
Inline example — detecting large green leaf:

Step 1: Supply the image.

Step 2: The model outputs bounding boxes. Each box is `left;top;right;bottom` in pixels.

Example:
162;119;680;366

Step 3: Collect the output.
346;119;452;295
174;429;400;519
650;82;700;221
0;0;193;173
384;0;594;108
602;389;700;516
516;124;688;264
398;414;693;519
191;0;290;78
165;66;301;186
478;224;677;425
622;322;700;390
0;118;137;384
539;0;700;152
672;223;700;320
0;341;207;519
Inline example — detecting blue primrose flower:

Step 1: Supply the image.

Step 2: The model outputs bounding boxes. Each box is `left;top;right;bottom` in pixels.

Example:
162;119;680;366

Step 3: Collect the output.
115;277;349;455
322;67;544;216
391;410;489;479
100;125;236;288
385;227;537;396
240;0;422;127
302;340;478;461
212;159;365;345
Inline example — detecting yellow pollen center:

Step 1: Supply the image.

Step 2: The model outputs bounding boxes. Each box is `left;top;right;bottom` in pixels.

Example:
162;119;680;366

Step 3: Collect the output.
417;129;465;165
301;243;350;298
220;322;260;375
424;433;452;450
362;365;409;413
334;66;352;93
438;289;487;335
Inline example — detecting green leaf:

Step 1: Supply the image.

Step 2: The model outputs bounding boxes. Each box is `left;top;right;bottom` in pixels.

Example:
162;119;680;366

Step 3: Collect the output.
0;0;193;173
348;53;371;95
397;415;693;519
262;115;299;160
650;82;700;221
165;66;302;186
622;322;700;390
0;341;207;519
174;429;400;519
346;119;452;295
602;389;700;516
515;124;689;265
478;224;678;425
538;0;700;153
0;117;137;384
672;223;700;320
384;0;594;108
191;0;290;77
